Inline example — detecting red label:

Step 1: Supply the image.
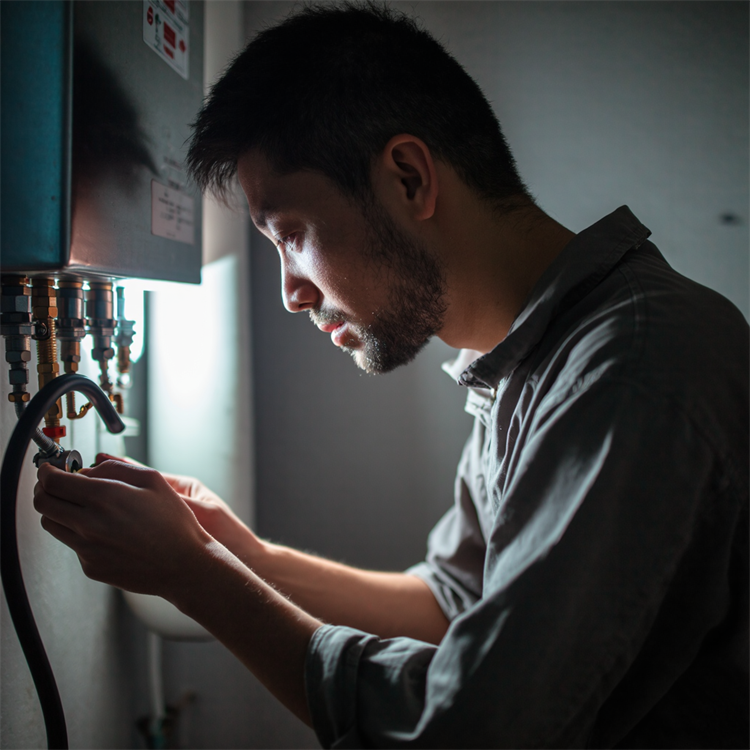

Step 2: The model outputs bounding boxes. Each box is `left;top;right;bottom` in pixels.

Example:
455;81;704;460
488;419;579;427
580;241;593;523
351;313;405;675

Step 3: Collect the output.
163;22;176;48
164;45;174;58
164;0;176;13
147;6;153;24
179;39;186;53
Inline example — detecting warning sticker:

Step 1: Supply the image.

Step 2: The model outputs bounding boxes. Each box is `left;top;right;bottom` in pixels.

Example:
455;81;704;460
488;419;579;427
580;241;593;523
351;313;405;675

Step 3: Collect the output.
143;0;189;79
151;181;194;245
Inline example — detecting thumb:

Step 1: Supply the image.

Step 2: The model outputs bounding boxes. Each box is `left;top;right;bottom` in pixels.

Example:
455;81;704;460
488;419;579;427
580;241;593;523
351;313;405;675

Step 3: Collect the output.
95;453;145;467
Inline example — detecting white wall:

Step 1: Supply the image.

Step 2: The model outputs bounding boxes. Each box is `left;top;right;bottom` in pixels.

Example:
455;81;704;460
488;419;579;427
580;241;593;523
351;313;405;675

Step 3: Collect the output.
418;1;748;317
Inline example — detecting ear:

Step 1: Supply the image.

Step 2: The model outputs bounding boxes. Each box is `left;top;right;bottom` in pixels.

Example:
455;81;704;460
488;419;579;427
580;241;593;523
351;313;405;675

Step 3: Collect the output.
376;135;438;221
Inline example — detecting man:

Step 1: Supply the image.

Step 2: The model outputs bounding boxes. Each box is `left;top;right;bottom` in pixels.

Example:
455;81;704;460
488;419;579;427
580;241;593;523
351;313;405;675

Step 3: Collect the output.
35;4;748;747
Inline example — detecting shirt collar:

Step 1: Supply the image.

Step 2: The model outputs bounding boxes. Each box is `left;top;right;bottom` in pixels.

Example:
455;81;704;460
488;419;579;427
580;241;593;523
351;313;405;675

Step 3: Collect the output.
453;206;651;391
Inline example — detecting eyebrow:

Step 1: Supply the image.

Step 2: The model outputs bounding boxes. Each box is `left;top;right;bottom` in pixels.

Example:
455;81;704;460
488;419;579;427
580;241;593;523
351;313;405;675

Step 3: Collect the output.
252;202;280;231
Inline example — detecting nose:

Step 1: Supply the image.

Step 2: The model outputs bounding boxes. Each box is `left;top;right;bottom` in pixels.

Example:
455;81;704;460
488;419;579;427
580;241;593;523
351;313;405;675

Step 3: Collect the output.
280;258;319;313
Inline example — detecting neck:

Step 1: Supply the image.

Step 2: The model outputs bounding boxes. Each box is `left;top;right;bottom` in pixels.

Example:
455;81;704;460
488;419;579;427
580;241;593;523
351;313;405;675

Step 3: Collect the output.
433;179;575;353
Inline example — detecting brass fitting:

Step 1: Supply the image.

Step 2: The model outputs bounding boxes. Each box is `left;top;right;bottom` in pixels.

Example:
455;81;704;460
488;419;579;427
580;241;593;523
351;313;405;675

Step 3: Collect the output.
66;393;94;420
115;285;136;381
31;277;63;437
118;346;131;375
31;277;58;321
111;392;124;415
57;276;88;419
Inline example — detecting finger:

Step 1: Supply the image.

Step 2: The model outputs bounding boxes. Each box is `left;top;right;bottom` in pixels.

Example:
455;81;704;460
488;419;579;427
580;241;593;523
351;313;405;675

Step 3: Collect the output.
37;461;163;510
95;452;121;465
36;464;95;505
95;453;145;468
40;514;84;549
79;460;166;490
34;487;88;532
34;475;84;509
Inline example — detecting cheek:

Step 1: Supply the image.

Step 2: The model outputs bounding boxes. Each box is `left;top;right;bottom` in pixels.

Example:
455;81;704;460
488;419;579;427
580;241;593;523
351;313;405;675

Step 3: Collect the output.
303;220;388;309
304;243;364;300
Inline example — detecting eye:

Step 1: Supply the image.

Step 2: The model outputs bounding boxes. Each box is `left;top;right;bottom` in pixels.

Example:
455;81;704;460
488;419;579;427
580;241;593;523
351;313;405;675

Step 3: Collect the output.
275;232;301;252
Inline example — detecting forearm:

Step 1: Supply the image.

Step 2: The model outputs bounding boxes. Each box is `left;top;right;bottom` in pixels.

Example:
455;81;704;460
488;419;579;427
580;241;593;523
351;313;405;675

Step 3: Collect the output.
152;473;449;644
248;542;449;644
168;536;321;724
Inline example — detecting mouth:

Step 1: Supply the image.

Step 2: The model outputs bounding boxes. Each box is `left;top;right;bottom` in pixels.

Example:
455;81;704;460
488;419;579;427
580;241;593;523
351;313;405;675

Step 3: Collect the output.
315;320;350;347
312;310;353;347
317;322;343;334
323;322;349;347
330;322;350;347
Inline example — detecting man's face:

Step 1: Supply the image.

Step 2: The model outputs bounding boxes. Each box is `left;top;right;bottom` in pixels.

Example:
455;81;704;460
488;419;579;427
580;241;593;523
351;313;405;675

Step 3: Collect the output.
237;150;447;374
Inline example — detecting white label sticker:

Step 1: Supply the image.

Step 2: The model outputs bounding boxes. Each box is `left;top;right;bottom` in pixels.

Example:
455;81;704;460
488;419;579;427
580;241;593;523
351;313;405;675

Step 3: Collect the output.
151;180;194;245
143;0;189;79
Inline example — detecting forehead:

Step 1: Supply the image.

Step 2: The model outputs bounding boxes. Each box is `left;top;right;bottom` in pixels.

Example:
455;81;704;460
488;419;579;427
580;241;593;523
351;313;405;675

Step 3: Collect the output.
236;150;281;228
236;150;351;231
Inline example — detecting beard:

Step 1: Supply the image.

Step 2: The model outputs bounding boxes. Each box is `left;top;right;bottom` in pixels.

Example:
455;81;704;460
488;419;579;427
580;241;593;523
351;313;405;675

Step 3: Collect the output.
310;199;447;375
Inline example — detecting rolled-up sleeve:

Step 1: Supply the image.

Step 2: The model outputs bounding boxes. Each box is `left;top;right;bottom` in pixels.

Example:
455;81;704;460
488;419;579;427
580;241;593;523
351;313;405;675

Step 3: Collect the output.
405;420;489;620
304;380;747;748
306;626;438;749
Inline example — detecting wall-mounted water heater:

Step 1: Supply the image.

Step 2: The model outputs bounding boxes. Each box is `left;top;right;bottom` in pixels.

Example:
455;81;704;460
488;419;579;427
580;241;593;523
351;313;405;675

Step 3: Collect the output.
2;0;204;281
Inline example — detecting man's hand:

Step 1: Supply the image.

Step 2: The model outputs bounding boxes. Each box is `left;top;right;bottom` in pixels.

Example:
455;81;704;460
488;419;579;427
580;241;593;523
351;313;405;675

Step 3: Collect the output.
35;456;319;724
33;460;217;597
95;454;264;567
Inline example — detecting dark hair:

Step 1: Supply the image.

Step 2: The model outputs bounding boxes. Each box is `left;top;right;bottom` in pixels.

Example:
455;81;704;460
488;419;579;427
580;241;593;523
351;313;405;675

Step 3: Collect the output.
187;2;531;209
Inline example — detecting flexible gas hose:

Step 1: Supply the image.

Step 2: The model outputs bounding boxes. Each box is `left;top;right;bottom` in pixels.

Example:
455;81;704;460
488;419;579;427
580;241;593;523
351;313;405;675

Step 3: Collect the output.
1;373;125;749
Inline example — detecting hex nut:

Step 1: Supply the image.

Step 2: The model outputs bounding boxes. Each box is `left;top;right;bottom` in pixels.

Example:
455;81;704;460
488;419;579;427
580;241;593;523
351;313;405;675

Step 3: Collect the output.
1;316;33;330
5;351;31;363
32;288;57;300
9;369;29;385
1;295;31;312
4;336;31;351
32;306;59;319
57;319;86;334
8;392;30;403
45;401;62;417
92;347;115;360
1;286;30;297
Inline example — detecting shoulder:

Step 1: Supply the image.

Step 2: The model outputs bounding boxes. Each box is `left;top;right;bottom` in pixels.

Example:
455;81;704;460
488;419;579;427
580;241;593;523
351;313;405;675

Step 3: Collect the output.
527;242;748;474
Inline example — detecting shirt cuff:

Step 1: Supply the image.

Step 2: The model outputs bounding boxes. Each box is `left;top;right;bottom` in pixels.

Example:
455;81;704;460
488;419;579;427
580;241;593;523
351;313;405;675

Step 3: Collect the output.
305;624;375;749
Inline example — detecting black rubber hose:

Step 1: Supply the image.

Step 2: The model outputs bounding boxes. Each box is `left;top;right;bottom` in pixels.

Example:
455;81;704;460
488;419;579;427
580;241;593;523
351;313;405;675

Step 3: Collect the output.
1;373;125;749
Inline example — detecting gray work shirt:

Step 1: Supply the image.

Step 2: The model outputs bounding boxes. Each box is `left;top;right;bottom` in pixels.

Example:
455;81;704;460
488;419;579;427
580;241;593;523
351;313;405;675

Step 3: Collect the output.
304;207;749;748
